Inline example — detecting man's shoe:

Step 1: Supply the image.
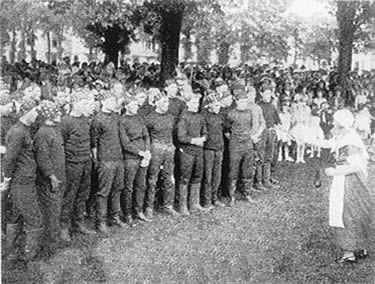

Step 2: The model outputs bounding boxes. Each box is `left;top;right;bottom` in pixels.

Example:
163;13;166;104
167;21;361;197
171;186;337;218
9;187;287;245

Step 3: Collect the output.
245;195;259;203
203;204;215;211
270;177;280;185
263;182;279;190
228;197;235;207
60;228;72;242
109;217;127;228
124;215;136;227
252;184;266;192
213;200;226;207
75;222;96;235
97;222;109;234
137;212;152;222
163;206;180;217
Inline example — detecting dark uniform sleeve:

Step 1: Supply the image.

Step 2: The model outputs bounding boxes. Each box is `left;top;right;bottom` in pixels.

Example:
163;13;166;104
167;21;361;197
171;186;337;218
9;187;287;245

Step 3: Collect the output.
273;105;281;126
60;117;71;145
119;118;142;156
34;130;54;178
143;123;151;152
90;117;101;150
224;111;233;133
177;113;192;144
201;115;208;137
3;127;24;178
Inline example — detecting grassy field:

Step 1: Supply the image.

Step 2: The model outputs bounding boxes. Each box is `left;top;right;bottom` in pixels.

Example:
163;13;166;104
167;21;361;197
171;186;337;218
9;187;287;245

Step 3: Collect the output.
2;158;375;283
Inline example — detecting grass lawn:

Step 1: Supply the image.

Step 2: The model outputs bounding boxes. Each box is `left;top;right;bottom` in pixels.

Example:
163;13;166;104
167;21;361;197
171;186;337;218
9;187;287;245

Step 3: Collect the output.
2;158;375;283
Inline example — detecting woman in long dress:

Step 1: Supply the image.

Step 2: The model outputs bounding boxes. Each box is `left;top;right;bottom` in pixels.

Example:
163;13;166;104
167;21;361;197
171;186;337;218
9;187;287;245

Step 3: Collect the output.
310;109;374;263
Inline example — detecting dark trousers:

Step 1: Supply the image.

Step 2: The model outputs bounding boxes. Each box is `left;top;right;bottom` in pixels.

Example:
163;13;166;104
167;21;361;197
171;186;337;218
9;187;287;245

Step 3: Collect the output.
96;160;124;223
179;151;204;185
123;159;147;216
229;147;254;183
61;160;92;228
228;141;254;196
146;144;175;209
255;129;277;184
8;182;43;230
37;182;63;246
203;149;223;205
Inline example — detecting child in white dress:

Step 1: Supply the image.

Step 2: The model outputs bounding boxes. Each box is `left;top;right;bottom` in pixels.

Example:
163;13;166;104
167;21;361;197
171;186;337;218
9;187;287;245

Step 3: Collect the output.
290;94;311;163
308;104;324;158
277;99;293;162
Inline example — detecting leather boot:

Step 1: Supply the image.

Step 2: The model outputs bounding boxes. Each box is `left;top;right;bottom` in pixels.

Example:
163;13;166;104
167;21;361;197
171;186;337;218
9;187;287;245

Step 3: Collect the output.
74;221;96;235
136;212;152;222
144;183;155;220
179;184;190;216
60;227;72;242
20;228;43;262
96;196;108;229
263;163;279;189
189;183;206;213
4;223;22;262
97;222;109;234
144;207;154;219
109;215;127;228
228;181;236;207
203;182;213;209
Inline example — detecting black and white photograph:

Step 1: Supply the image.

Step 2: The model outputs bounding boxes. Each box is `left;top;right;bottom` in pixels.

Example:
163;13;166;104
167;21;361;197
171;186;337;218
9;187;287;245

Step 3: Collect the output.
0;0;375;283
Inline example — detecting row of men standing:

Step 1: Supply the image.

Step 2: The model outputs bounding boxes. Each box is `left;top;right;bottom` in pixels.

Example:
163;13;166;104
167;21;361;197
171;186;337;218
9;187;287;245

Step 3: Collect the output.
2;78;281;262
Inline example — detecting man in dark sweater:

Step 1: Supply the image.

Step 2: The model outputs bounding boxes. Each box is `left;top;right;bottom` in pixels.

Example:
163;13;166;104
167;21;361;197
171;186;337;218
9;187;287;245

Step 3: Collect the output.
34;100;66;254
225;83;262;206
120;96;151;224
177;92;207;215
257;88;281;190
60;95;96;242
144;93;180;219
3;99;43;262
202;91;226;209
91;92;126;233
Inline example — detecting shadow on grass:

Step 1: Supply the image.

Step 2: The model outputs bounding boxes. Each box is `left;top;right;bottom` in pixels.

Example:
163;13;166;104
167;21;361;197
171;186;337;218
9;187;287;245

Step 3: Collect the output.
2;228;107;284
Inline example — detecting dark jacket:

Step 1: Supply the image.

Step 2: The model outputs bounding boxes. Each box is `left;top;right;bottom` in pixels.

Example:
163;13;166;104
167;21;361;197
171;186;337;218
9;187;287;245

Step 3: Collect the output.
90;111;123;162
258;102;280;129
204;112;224;151
34;124;66;185
225;109;253;143
177;110;207;156
3;121;36;184
144;110;174;145
61;115;91;163
120;114;150;160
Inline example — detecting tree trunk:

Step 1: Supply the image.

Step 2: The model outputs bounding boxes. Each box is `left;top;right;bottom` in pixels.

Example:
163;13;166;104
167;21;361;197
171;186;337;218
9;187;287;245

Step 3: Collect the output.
19;24;26;61
30;29;36;59
337;1;357;103
218;42;230;65
103;26;124;67
10;29;16;64
183;30;192;62
46;31;51;64
159;9;184;85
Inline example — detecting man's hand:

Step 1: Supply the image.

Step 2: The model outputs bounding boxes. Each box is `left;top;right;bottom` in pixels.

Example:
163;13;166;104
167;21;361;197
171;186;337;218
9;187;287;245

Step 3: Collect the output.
138;151;151;159
49;175;61;192
0;178;11;192
191;137;205;147
91;148;98;163
325;167;335;176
